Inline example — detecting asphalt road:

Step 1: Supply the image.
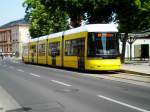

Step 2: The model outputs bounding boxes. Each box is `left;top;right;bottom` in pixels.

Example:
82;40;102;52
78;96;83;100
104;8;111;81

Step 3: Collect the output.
0;59;150;112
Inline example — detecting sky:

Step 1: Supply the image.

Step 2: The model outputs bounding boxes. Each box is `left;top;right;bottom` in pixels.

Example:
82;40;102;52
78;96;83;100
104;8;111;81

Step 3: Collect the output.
0;0;25;26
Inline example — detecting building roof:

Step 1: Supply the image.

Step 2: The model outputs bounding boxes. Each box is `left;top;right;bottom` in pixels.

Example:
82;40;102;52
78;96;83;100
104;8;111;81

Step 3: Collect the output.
0;18;29;29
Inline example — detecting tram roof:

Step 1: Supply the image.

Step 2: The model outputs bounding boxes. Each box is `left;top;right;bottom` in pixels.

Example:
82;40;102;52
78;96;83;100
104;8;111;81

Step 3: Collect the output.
31;35;48;42
64;24;118;35
39;35;48;40
30;24;118;41
47;32;63;39
30;37;39;42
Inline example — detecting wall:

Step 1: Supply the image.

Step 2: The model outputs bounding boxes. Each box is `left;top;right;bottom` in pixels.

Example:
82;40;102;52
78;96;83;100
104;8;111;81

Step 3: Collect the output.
120;38;150;60
0;24;30;58
0;29;12;54
18;25;30;57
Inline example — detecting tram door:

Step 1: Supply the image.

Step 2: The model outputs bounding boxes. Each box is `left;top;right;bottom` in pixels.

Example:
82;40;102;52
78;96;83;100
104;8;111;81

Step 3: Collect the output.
30;45;36;63
52;52;56;65
78;38;85;69
50;42;60;66
31;52;34;63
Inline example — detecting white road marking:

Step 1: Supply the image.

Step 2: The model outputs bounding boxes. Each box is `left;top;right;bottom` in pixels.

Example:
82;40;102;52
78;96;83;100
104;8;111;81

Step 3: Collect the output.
17;69;24;72
29;73;41;77
98;95;150;112
51;80;72;87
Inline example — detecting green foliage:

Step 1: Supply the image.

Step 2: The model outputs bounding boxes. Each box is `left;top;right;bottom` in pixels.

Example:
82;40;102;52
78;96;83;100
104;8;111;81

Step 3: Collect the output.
112;0;150;33
40;0;150;31
24;0;150;38
40;0;114;27
24;0;150;63
23;0;69;38
111;0;150;63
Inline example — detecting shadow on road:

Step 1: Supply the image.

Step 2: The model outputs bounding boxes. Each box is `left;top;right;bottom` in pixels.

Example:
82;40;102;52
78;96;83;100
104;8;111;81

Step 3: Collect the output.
24;62;119;75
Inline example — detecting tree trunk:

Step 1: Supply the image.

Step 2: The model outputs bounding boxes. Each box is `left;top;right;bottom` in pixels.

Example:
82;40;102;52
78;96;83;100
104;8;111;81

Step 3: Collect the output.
121;32;128;63
70;15;82;28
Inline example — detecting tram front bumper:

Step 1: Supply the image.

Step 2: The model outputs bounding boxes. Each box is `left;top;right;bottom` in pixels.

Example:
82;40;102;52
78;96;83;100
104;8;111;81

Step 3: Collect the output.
85;59;121;71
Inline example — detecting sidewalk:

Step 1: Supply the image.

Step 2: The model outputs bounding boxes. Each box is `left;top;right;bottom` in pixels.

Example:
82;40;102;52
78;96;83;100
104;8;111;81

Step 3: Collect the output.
106;62;150;87
121;62;150;76
0;86;21;112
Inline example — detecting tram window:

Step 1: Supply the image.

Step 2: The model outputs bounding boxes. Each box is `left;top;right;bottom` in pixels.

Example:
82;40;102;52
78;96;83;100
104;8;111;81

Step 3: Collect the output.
65;40;77;56
65;38;85;56
65;40;71;55
49;42;60;56
38;44;46;56
30;45;36;53
87;32;119;57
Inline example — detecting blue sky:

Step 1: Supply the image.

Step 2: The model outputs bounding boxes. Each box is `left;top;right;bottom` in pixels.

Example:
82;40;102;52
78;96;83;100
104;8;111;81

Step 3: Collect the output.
0;0;25;26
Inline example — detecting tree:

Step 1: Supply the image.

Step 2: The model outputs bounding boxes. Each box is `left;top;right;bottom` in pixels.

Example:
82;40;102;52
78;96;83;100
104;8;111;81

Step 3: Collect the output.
40;0;114;27
24;0;150;63
23;0;69;38
112;0;150;63
41;0;150;63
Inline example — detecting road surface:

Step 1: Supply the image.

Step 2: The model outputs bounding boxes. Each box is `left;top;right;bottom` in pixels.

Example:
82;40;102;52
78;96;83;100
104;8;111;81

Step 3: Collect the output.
0;59;150;112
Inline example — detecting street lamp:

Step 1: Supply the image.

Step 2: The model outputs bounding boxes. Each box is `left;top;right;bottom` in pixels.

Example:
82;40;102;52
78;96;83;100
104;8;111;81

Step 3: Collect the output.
127;34;136;61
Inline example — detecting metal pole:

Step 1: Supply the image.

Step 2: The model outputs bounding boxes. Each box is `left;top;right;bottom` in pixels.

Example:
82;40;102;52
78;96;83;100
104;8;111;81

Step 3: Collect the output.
130;42;132;61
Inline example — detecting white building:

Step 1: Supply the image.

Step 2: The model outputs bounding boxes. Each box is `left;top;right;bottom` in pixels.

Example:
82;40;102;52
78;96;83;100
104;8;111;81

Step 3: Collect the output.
120;33;150;61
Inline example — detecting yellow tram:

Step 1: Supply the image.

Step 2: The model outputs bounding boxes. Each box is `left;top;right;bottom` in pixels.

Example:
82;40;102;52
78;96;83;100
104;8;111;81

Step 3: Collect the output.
22;24;121;71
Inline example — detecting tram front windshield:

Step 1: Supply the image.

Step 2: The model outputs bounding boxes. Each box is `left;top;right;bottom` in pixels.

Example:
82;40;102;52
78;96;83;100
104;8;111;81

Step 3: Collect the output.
87;32;119;58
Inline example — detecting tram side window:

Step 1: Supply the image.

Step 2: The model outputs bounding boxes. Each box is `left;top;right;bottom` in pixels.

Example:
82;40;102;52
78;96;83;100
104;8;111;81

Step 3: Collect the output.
49;42;60;56
65;40;74;56
30;45;36;53
38;44;46;56
65;38;85;56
